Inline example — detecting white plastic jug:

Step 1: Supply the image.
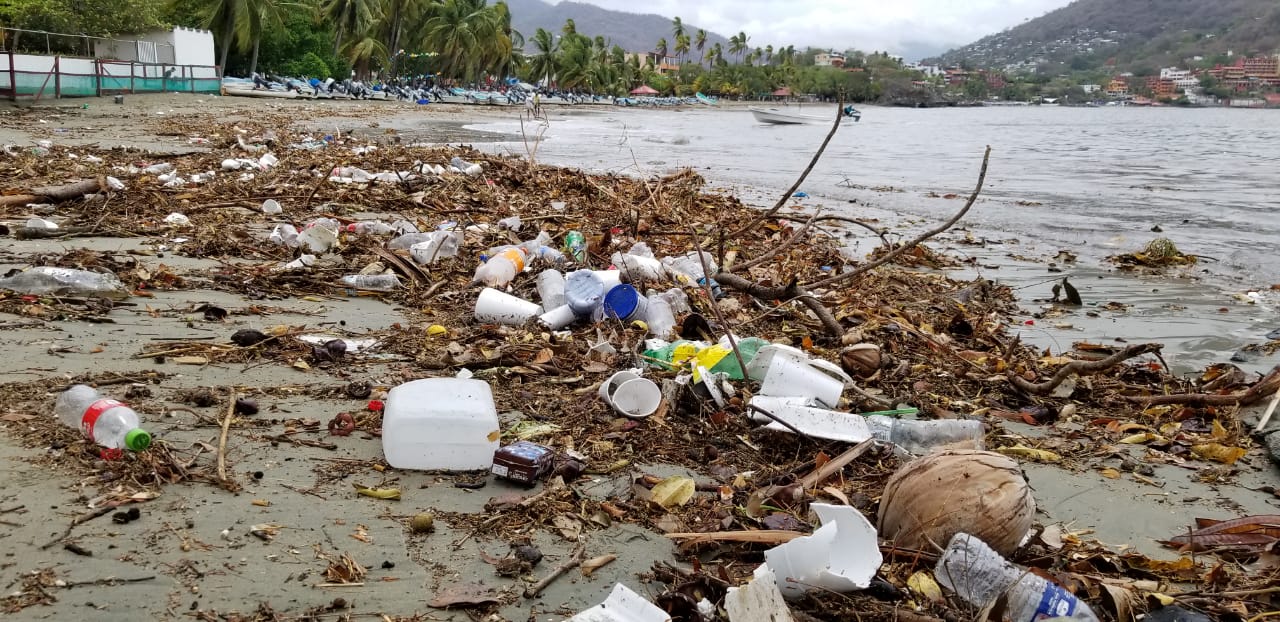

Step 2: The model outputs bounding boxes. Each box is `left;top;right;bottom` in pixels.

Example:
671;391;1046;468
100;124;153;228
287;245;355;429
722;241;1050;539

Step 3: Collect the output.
747;344;851;408
381;379;500;470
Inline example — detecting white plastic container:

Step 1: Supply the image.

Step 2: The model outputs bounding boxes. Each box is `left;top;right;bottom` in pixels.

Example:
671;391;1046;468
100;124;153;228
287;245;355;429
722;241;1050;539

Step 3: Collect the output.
381;379;500;471
747;344;852;409
764;503;882;599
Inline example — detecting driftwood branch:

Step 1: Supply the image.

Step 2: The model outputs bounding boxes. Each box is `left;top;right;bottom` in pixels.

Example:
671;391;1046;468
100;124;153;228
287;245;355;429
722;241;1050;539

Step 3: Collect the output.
217;390;238;490
729;99;844;238
1124;365;1280;407
1011;343;1164;395
802;146;991;291
524;542;586;598
776;213;891;247
715;272;843;338
0;177;106;207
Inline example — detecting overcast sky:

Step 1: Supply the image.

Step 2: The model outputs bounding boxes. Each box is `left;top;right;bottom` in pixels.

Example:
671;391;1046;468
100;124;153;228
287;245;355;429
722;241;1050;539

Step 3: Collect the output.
570;0;1076;61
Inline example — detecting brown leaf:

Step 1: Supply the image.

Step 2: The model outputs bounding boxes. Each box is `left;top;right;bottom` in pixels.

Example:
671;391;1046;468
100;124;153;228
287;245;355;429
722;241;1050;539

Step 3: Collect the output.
428;583;500;608
532;348;553;364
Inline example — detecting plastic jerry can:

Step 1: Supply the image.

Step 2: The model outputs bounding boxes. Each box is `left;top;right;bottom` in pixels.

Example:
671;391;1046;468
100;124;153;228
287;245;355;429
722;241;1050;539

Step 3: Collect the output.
381;378;500;470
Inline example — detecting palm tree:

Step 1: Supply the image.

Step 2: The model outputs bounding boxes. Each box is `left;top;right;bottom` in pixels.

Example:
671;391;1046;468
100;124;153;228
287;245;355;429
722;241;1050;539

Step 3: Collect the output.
322;0;380;57
242;0;290;75
344;34;388;78
670;16;684;44
561;18;575;36
735;31;749;62
694;29;706;65
727;33;744;64
526;27;558;85
673;33;689;64
379;0;429;75
422;0;513;81
654;37;667;63
203;0;248;71
711;42;723;67
764;44;773;65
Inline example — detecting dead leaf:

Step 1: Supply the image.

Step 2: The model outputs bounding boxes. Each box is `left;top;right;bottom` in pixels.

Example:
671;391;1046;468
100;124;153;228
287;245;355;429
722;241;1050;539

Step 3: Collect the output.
1190;443;1247;465
1099;468;1122;479
552;514;582;541
1118;432;1164;444
820;486;850;505
353;485;401;500
428;583;500;608
1099;583;1140;622
251;499;270;507
0;413;36;422
994;445;1062;462
580;554;617;576
1211;419;1230;441
907;571;944;604
532;348;553;364
650;475;696;509
583;361;609;373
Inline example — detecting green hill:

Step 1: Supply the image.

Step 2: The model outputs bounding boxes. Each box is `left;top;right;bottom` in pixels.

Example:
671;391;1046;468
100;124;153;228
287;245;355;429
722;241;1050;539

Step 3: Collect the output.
930;0;1280;73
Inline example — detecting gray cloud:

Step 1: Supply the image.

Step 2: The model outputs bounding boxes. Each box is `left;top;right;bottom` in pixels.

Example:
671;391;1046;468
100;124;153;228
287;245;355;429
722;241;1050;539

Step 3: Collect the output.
565;0;1074;60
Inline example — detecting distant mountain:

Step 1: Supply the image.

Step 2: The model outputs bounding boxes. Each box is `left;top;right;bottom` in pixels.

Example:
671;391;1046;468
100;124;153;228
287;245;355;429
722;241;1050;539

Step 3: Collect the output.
504;0;729;55
928;0;1280;72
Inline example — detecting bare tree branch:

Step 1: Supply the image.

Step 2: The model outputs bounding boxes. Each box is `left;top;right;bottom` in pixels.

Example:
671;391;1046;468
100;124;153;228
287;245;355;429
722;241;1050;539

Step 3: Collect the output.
1010;343;1163;395
1123;365;1280;407
729;212;820;273
801;146;991;291
715;272;843;338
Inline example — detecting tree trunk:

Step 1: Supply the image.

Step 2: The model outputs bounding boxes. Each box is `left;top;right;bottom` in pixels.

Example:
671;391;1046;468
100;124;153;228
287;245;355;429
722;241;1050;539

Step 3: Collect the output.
332;25;344;58
219;12;234;73
249;37;260;75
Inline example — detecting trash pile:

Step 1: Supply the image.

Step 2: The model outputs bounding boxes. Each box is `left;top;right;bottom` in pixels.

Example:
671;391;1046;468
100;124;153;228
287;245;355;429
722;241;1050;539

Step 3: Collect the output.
1;111;1278;621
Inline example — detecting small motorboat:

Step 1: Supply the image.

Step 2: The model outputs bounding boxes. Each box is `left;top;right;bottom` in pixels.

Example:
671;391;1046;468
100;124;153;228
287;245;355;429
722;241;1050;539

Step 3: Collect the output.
750;105;862;124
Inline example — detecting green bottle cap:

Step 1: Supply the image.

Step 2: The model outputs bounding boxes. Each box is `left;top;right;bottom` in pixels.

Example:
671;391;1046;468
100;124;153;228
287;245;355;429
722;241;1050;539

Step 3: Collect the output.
125;429;152;452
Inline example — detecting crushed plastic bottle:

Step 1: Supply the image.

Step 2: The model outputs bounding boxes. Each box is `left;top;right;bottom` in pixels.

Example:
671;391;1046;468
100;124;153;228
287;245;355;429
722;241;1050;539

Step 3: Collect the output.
0;267;128;299
449;156;483;177
409;231;462;264
269;223;300;247
663;251;720;295
54;385;152;452
937;533;1099;622
346;220;396;236
864;415;985;455
142;163;174;175
295;218;340;253
340;274;401;292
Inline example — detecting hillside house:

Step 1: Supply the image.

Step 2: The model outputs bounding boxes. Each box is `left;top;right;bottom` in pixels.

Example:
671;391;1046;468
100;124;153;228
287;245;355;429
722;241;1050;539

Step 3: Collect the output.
814;52;845;68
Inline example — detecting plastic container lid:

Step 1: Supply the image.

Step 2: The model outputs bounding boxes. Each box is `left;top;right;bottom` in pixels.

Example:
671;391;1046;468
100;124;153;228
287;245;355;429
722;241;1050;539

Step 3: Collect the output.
603;284;646;320
125;428;152;452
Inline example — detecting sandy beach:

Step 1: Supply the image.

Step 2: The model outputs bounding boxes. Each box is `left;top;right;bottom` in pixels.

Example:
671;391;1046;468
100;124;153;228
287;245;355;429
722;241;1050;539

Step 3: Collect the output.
1;93;1277;621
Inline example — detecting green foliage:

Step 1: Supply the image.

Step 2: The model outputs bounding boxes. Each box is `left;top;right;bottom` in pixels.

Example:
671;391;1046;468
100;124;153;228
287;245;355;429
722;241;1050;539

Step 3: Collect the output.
284;51;331;78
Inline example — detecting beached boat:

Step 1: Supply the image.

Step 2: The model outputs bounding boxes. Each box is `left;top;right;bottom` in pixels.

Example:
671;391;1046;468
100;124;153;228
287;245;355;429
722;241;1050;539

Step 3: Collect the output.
222;84;300;99
695;92;718;106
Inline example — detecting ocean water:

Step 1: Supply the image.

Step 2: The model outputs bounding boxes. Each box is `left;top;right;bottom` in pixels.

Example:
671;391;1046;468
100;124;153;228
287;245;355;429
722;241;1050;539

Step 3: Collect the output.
463;105;1280;373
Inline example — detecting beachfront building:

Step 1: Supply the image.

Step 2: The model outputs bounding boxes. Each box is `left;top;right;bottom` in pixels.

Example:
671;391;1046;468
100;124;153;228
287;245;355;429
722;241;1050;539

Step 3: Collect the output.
1105;77;1129;96
624;52;680;75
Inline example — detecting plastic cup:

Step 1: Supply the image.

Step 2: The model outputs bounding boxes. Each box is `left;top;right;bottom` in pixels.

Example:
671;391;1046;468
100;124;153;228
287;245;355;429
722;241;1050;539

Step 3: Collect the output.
602;284;649;321
598;371;662;419
749;345;852;409
474;288;542;325
262;199;282;214
594;270;623;290
538;304;577;330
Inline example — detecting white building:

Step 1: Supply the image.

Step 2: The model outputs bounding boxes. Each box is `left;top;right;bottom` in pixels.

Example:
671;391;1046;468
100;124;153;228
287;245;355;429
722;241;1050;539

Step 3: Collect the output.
1080;84;1101;94
814;52;846;67
93;27;215;67
1159;67;1199;91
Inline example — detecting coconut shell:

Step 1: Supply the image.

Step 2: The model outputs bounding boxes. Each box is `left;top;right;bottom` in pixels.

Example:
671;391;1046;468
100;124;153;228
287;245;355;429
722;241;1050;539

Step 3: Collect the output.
877;450;1035;556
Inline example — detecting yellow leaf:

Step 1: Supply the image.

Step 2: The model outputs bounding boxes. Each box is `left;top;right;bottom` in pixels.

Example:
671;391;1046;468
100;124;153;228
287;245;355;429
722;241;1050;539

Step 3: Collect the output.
1099;468;1121;479
1211;419;1229;441
1191;443;1247;465
301;296;326;302
1142;405;1174;418
1158;422;1181;437
354;485;401;500
907;571;944;604
251;499;270;507
994;445;1061;462
427;324;447;337
821;486;850;505
1150;593;1176;607
1040;356;1074;366
650;476;696;509
1118;433;1163;444
292;360;311;370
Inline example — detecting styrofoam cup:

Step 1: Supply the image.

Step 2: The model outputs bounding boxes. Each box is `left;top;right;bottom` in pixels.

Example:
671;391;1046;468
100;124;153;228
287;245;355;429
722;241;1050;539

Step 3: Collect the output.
751;345;851;408
598;370;662;419
474;288;541;325
538;304;577;330
262;199;282;214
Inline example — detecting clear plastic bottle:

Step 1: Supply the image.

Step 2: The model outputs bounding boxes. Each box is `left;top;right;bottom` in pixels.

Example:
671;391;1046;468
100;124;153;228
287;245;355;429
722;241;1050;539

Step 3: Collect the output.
472;247;526;287
864;416;985;454
388;232;436;250
340;274;401;292
409;232;462;264
0;267;129;299
936;533;1099;622
54;385;152;452
346;221;396;236
644;288;677;337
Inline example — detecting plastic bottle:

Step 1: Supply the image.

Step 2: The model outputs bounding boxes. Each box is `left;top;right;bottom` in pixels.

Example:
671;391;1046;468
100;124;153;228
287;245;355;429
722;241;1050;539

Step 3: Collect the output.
54;385;152;452
340;274;401;292
537;270;566;309
388;232;436;250
662;251;722;296
346;220;396;236
473;247;527;287
864;416;985;455
936;533;1099;622
0;267;129;299
409;232;462;264
269;223;299;247
142;163;173;175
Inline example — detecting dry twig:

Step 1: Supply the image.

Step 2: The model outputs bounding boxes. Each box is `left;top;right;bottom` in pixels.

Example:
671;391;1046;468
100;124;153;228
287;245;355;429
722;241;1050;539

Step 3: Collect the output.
1011;343;1163;395
1124;365;1280;407
524;542;586;598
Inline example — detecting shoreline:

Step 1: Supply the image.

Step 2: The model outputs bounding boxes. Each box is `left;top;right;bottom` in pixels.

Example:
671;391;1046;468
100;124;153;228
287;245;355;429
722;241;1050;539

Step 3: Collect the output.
0;92;1276;620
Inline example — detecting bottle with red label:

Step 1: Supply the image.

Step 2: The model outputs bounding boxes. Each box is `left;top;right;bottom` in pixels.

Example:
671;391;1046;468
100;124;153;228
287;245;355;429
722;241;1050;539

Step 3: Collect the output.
54;385;152;452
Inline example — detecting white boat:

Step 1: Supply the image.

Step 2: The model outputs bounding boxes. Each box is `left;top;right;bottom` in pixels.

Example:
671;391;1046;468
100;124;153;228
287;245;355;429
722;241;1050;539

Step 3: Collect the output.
750;106;862;125
222;84;299;99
